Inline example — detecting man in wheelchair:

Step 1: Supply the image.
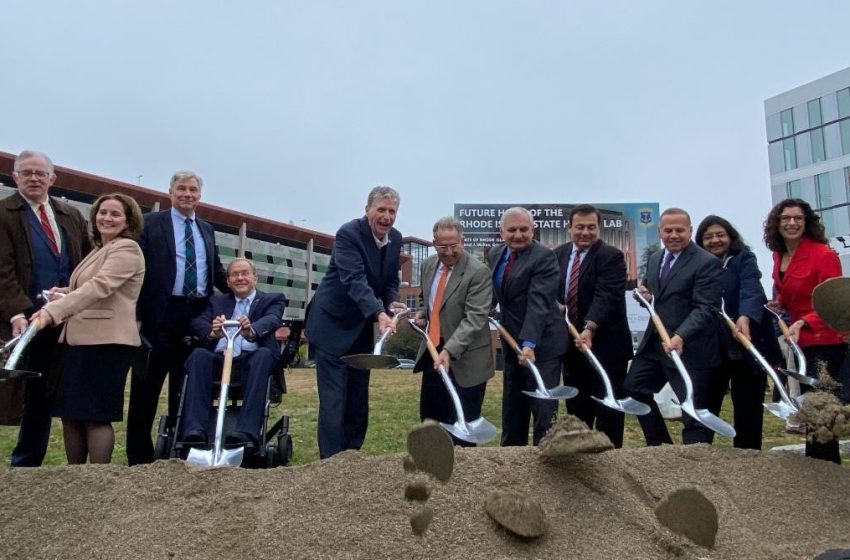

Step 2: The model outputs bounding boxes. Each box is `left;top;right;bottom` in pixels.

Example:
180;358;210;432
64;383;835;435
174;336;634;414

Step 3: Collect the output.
181;258;286;451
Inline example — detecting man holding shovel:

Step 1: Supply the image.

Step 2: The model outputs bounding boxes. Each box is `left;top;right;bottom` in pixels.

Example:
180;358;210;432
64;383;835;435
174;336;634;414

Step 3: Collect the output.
413;217;494;446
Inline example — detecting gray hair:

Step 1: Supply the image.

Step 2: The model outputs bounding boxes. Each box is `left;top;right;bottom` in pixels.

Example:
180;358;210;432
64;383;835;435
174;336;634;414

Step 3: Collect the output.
366;186;400;209
14;150;54;174
170;170;204;189
499;206;534;229
432;216;464;236
660;207;691;225
227;257;257;275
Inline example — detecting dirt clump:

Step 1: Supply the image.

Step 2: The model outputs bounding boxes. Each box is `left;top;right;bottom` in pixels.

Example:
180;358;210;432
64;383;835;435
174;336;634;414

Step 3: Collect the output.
406;420;454;482
654;486;718;548
404;478;431;502
538;414;614;458
409;505;433;536
792;391;850;444
485;489;548;538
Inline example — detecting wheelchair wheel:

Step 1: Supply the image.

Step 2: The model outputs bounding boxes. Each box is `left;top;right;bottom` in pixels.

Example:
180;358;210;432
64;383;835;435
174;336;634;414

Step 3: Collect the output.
265;442;280;468
277;433;293;466
153;416;171;460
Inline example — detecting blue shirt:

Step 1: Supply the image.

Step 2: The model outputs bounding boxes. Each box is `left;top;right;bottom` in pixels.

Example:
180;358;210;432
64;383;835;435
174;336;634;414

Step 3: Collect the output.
170;208;209;296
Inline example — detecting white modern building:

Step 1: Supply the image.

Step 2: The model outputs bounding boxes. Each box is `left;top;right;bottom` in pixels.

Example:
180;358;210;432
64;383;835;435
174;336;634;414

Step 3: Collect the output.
765;67;850;244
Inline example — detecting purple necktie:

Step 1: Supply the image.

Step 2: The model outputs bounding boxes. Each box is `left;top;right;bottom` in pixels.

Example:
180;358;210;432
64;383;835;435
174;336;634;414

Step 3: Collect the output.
659;252;675;287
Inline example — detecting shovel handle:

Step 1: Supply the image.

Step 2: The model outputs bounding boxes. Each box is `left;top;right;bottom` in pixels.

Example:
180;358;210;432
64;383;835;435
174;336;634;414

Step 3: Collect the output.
564;317;584;346
764;305;792;337
717;309;755;351
489;319;520;353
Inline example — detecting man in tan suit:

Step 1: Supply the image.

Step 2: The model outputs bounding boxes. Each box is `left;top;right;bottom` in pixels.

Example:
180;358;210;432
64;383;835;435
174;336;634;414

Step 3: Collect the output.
413;217;494;446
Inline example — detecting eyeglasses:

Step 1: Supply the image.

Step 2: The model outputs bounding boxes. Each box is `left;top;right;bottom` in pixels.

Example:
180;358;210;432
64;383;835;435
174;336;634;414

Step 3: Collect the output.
15;170;50;179
228;270;255;278
701;232;728;241
434;243;461;252
779;215;805;224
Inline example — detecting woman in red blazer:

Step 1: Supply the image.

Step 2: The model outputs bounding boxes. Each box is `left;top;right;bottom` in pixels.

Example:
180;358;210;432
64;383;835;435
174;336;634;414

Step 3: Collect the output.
764;198;846;463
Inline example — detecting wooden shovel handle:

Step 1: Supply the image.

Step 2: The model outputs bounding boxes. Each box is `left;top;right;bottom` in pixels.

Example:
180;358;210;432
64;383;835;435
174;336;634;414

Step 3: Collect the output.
564;318;587;350
719;313;754;351
649;314;674;347
492;321;520;353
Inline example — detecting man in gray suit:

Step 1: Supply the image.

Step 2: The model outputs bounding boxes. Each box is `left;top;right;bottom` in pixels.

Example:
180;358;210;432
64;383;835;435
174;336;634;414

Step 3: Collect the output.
624;207;723;445
488;207;569;446
413;217;494;446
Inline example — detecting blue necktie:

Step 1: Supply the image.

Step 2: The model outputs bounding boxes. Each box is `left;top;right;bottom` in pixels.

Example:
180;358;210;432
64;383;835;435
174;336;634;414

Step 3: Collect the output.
659;252;675;288
183;218;197;296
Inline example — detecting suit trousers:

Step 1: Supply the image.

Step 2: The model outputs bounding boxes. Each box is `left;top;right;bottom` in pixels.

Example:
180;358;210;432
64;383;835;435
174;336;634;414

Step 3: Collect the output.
562;346;627;448
11;326;63;467
710;357;766;450
419;350;487;448
181;347;275;443
126;296;208;466
316;347;372;459
501;355;561;446
624;350;717;446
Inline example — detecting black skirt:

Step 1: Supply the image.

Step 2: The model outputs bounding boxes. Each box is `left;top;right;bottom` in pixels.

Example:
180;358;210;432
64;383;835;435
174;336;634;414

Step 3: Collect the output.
53;344;134;423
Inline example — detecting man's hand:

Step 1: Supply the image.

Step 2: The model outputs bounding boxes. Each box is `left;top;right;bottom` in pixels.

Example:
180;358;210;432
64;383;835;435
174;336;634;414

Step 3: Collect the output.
237;315;254;340
519;346;535;365
662;334;684;355
11;316;28;336
413;316;427;329
577;328;594;350
388;301;408;316
735;315;751;340
209;315;226;339
377;311;394;334
434;349;451;372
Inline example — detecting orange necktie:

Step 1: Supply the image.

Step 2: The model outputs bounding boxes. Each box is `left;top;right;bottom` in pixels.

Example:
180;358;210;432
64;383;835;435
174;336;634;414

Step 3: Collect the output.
428;266;450;346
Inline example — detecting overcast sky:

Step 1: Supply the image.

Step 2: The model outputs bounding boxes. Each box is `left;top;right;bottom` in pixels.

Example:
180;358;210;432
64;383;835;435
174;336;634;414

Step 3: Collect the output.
3;1;849;276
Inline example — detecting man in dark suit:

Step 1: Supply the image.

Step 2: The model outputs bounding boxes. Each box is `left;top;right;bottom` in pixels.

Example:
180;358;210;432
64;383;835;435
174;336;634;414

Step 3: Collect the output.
126;170;230;466
554;204;633;448
414;217;493;446
489;207;569;446
0;150;92;466
305;186;405;459
181;258;286;449
623;207;723;445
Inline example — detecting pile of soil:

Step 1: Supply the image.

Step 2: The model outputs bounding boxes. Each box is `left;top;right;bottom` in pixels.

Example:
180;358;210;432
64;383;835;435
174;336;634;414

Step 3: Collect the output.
2;444;849;559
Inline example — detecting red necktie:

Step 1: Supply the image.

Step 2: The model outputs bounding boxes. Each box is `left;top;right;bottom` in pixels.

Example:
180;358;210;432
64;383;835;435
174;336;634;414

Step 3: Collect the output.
503;251;517;282
428;266;450;346
38;204;59;255
567;250;581;323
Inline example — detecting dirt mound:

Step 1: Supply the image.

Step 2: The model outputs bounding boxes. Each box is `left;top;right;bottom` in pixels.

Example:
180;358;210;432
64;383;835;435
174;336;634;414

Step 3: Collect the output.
1;445;849;559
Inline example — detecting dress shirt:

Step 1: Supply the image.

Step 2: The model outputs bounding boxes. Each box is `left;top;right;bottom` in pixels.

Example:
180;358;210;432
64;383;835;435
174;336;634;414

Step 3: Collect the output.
170;207;209;296
564;247;586;300
428;263;453;311
215;290;258;356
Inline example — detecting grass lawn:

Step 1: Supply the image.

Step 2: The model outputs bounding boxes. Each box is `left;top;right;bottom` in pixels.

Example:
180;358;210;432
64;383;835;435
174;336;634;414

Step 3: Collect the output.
0;369;811;467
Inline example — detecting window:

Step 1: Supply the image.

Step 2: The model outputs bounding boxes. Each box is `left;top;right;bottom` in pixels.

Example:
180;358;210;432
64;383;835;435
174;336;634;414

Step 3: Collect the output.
838;88;850;119
817;172;835;236
780;109;794;136
812;128;826;162
783;137;797;170
841;119;850;156
786;180;802;199
405;294;418;312
808;98;823;127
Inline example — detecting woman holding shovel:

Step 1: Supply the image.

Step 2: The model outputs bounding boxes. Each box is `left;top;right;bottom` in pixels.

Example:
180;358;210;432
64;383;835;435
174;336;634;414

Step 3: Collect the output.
30;193;145;464
763;198;847;464
696;215;780;449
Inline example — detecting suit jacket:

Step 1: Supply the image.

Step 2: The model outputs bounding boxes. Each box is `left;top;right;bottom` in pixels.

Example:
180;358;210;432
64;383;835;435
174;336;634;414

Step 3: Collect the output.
43;238;145;347
488;241;568;362
772;236;844;348
636;241;722;368
554;240;633;364
414;252;494;387
136;210;229;339
305;217;402;356
0;192;92;338
191;290;286;353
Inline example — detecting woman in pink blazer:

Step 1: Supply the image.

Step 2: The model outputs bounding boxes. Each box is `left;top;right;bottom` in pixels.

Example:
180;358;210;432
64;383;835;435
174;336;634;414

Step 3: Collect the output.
32;193;145;464
764;198;847;464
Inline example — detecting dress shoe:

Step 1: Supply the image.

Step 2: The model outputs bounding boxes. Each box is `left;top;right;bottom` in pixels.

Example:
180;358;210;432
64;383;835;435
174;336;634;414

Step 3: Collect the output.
182;431;208;448
224;431;258;450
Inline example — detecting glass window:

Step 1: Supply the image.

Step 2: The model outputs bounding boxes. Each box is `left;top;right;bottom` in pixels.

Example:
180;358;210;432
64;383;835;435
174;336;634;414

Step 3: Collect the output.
808;98;823;127
816;173;832;208
825;122;843;159
768;141;785;174
812;128;826;162
783;137;797;170
780;109;794;136
838;88;850;119
841;119;850;155
766;112;782;141
787;180;802;198
405;294;418;311
795;131;812;167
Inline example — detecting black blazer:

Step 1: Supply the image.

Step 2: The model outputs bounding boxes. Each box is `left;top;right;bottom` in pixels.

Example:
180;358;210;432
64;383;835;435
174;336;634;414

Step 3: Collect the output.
554;240;633;364
136;210;229;339
488;240;568;362
305;217;401;356
637;241;722;369
191;290;286;353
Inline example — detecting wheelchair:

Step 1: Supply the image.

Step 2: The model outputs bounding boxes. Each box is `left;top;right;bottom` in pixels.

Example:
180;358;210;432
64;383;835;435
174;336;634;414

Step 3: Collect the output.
153;320;302;468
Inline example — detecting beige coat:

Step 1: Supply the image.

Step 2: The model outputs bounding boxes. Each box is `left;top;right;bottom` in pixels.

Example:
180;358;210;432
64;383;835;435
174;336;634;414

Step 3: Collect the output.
44;237;145;346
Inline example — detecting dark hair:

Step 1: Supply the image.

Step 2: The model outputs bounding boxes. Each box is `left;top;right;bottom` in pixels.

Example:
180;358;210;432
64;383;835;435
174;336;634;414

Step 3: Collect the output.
695;215;750;255
568;204;600;225
90;193;144;247
762;198;827;253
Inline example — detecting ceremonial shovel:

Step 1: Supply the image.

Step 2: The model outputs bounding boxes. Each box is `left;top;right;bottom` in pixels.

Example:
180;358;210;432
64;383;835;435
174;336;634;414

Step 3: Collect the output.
632;289;735;438
563;313;650;416
488;318;578;401
407;320;497;444
187;320;245;469
762;305;818;387
716;302;801;420
0;323;42;382
341;310;409;370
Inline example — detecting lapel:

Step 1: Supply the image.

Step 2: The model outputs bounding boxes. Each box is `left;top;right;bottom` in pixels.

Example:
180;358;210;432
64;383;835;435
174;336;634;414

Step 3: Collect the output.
503;242;535;295
439;253;467;310
25;200;55;254
578;241;600;282
646;250;662;294
657;243;694;297
783;237;812;282
248;291;263;318
358;218;382;277
197;218;215;279
160;211;177;267
422;257;437;307
70;242;108;289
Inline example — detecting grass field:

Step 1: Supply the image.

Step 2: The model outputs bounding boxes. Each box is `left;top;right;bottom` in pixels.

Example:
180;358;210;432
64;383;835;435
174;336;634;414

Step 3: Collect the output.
0;368;811;467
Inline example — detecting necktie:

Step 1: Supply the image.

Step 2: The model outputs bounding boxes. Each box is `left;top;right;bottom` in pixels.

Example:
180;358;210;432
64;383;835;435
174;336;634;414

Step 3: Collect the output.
216;298;250;356
38;204;59;255
428;266;450;346
566;250;581;323
183;218;197;296
659;252;675;288
503;251;517;283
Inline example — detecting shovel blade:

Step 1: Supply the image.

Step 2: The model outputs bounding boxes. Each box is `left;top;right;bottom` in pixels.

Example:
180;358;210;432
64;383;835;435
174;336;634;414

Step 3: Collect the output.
0;368;41;382
777;368;818;387
186;446;245;469
440;416;497;444
341;354;400;370
764;401;798;420
592;395;651;416
681;402;736;438
522;384;578;401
